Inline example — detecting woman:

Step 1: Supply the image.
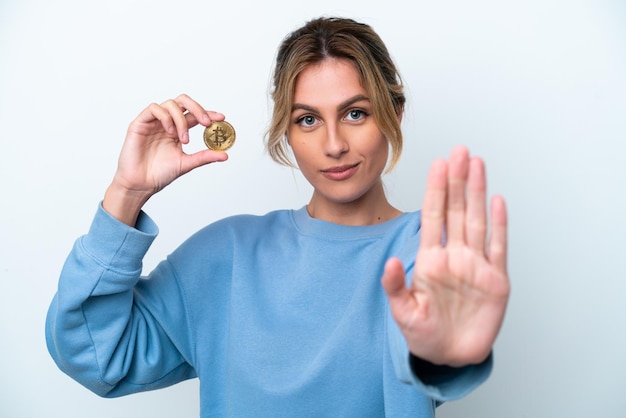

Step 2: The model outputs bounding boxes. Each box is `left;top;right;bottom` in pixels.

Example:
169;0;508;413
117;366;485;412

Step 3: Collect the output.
46;16;509;417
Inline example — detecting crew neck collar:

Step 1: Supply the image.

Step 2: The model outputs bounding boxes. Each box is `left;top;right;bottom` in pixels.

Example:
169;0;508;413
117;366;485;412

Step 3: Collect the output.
290;206;410;240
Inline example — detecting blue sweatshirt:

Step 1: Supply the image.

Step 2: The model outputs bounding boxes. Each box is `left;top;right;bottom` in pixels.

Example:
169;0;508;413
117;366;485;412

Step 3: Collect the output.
45;204;492;417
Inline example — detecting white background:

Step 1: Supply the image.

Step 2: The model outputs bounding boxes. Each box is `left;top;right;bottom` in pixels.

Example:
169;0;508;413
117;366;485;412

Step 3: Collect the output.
1;0;625;417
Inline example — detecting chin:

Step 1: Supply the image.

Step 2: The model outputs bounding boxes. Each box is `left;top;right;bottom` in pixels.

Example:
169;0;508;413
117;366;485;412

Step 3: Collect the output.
320;189;370;205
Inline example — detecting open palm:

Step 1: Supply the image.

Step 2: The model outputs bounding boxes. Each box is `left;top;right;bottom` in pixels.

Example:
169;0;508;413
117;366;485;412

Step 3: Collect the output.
382;145;510;367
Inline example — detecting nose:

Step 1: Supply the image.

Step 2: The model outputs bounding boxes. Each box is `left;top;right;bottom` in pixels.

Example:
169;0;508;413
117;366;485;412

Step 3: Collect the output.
324;123;349;158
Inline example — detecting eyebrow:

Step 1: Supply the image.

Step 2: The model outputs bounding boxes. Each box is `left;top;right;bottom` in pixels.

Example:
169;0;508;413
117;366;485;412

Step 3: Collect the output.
291;94;370;114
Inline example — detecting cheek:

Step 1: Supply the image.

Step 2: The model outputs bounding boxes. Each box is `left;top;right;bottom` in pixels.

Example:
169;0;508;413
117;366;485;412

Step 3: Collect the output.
288;129;320;162
289;138;314;169
363;131;389;165
374;145;390;172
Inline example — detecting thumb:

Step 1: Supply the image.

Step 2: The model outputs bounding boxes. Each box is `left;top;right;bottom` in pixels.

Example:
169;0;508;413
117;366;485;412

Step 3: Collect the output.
381;257;406;295
382;258;418;324
180;150;229;175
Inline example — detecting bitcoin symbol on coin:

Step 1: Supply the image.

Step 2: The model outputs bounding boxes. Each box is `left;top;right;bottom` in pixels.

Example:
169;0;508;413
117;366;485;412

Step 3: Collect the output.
203;121;236;151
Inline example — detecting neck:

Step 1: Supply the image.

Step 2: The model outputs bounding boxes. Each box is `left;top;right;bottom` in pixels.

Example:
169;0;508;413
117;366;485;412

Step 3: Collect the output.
307;181;402;226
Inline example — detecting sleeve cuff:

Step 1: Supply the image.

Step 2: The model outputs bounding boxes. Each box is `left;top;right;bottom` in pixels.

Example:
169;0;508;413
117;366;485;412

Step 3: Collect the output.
387;309;493;401
80;202;159;279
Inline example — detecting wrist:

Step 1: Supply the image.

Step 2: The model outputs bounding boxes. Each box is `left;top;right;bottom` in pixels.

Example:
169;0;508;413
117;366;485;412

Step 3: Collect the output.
102;181;152;227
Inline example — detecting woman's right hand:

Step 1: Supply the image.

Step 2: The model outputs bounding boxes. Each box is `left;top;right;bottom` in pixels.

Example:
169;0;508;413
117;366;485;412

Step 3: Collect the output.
103;94;229;226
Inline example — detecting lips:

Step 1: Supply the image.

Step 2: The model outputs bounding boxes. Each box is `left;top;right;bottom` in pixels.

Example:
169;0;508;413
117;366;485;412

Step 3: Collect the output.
321;162;360;180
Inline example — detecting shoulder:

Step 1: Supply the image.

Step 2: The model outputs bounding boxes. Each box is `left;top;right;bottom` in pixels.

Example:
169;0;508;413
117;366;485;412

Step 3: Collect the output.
176;209;296;249
205;209;294;234
397;209;421;230
393;209;422;271
380;209;422;241
164;209;298;274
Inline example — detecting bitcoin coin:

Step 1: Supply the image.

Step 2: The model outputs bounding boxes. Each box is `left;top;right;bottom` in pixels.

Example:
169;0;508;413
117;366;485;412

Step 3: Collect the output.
203;120;236;151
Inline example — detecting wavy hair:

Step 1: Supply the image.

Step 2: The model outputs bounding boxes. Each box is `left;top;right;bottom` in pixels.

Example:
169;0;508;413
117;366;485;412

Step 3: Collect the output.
265;17;406;171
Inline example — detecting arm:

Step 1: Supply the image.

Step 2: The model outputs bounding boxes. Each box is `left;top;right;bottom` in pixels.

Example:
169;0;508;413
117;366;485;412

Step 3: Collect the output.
45;95;228;396
45;206;198;396
382;145;510;397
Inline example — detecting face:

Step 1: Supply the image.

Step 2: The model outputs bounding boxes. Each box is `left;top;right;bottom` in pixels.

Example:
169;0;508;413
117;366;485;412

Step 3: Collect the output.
288;58;389;210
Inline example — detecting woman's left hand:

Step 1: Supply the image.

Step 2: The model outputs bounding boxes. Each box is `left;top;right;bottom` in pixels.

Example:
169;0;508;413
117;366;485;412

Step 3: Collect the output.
382;145;510;367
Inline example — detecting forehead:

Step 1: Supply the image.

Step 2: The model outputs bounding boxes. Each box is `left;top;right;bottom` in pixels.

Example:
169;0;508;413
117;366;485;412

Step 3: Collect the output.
293;58;367;106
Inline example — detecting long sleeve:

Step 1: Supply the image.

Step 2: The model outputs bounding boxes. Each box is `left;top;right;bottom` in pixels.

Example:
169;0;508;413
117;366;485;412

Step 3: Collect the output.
45;204;196;397
46;205;493;416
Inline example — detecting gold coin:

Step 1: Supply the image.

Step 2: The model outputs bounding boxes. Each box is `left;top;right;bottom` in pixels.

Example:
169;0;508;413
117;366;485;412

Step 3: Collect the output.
203;120;236;151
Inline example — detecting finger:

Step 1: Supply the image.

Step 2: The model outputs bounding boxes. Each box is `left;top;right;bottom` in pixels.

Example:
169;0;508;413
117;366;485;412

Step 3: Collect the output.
488;195;508;272
420;158;448;248
466;157;487;252
180;150;229;175
134;102;176;136
445;145;470;245
175;93;226;128
206;110;226;123
161;99;191;143
381;258;418;323
183;110;227;132
161;94;226;144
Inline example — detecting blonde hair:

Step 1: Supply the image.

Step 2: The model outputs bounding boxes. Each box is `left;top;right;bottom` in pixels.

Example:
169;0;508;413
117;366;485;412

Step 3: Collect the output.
265;17;406;171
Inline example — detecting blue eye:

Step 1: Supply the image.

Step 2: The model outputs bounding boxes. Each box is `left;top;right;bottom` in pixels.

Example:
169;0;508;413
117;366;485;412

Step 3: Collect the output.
346;109;365;121
297;115;317;127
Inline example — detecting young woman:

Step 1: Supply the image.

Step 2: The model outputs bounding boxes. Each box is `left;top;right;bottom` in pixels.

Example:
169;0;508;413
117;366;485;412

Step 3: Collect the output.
46;16;509;417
